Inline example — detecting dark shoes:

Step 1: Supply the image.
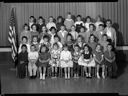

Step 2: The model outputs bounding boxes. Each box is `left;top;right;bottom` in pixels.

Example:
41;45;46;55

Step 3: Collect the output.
29;76;37;79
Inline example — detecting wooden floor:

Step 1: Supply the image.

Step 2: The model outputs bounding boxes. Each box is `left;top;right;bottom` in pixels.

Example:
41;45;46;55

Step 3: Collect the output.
0;52;128;95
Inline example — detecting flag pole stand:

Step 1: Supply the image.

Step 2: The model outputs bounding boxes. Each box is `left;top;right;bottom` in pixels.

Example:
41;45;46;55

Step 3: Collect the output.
10;57;17;71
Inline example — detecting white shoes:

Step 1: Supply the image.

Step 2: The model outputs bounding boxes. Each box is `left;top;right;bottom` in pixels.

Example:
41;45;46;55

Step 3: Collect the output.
68;74;70;79
88;73;91;77
65;74;67;79
97;73;100;79
86;73;89;77
42;74;45;80
40;74;43;80
102;73;105;79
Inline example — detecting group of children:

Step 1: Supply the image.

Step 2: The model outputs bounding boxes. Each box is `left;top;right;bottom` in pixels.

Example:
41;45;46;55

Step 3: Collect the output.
17;12;117;80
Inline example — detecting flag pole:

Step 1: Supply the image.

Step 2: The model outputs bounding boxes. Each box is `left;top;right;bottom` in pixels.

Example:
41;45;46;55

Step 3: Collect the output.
9;7;18;71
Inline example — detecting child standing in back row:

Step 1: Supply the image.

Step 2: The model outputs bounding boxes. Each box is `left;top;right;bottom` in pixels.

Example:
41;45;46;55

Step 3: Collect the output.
46;16;56;31
74;15;84;33
64;12;74;32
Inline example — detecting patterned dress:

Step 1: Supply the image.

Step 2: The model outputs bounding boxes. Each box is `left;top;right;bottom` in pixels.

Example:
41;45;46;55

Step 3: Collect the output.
49;49;61;67
72;51;81;73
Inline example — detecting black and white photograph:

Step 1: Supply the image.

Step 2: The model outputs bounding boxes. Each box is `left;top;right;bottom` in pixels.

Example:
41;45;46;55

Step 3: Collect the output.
0;0;127;95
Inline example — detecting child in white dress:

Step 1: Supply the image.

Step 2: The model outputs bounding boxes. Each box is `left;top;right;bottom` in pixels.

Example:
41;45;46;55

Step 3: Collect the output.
60;44;73;79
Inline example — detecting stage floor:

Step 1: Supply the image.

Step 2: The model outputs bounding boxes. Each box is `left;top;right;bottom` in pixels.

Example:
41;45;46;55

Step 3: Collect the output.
0;53;128;95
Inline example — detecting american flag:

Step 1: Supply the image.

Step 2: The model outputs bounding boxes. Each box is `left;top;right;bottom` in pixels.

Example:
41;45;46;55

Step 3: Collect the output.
8;8;18;62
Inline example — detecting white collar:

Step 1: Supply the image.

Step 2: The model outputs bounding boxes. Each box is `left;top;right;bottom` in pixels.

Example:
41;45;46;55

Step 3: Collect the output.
66;19;72;21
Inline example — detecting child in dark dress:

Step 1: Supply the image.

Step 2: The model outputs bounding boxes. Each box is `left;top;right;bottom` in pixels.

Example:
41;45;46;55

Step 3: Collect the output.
104;44;117;78
38;44;51;80
17;44;28;79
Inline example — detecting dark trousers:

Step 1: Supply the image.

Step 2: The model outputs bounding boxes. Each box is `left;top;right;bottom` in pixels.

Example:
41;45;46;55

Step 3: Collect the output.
107;61;117;77
17;63;27;78
73;62;80;74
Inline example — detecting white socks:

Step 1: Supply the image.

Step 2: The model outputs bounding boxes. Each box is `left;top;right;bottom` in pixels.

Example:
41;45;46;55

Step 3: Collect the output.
102;72;105;79
40;73;45;80
97;73;100;79
97;72;105;79
40;73;43;79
